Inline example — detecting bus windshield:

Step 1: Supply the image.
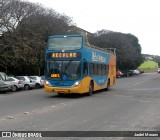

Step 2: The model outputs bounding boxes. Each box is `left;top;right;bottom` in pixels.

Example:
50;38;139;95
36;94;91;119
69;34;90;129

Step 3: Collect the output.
47;36;82;50
46;60;81;81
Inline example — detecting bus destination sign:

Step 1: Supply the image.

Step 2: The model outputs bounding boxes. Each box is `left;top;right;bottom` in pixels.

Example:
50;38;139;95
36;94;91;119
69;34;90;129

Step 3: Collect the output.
51;52;81;59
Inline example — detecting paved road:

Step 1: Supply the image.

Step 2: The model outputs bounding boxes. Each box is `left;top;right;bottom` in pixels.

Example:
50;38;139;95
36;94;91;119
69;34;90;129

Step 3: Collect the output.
0;73;160;140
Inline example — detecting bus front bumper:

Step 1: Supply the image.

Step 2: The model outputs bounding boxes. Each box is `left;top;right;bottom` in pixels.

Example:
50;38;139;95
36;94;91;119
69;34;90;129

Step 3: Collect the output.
44;85;83;94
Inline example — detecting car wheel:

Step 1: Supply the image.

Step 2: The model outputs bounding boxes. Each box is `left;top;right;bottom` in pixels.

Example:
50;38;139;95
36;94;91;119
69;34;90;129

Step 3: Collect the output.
12;85;18;92
24;84;30;90
35;83;41;89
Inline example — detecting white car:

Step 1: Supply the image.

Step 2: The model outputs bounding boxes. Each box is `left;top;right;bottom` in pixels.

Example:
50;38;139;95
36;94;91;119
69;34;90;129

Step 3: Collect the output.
157;68;160;73
16;76;35;90
0;72;13;92
130;70;140;75
7;77;24;91
30;76;44;88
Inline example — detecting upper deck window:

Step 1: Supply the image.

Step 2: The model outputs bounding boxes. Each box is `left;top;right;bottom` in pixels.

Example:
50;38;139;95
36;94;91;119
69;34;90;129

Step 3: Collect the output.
48;36;82;50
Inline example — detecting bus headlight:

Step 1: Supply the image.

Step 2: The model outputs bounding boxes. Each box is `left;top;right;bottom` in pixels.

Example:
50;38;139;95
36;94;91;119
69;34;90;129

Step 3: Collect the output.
72;81;80;87
45;81;52;86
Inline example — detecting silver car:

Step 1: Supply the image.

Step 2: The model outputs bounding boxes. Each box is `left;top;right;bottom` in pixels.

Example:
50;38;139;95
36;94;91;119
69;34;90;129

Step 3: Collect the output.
7;77;24;91
16;76;35;90
30;76;44;88
0;72;13;92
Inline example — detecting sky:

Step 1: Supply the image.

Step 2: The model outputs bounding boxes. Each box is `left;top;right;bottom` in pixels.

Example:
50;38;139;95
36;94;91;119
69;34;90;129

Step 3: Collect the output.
27;0;160;55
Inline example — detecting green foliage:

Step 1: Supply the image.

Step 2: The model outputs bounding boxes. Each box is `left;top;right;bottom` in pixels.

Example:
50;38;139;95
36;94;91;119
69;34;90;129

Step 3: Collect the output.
143;54;160;66
0;0;72;75
138;60;158;71
88;31;144;70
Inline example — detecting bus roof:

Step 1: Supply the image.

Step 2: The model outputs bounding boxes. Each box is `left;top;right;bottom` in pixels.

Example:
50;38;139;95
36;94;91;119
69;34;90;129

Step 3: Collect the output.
48;34;83;38
86;43;116;55
47;34;116;55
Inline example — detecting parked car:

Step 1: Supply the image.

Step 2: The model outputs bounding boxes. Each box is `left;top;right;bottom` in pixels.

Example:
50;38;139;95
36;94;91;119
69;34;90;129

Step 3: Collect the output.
130;70;140;75
116;71;123;78
0;72;13;92
16;76;35;90
41;76;45;81
122;70;134;77
29;76;44;88
157;68;160;73
138;70;144;74
7;77;24;91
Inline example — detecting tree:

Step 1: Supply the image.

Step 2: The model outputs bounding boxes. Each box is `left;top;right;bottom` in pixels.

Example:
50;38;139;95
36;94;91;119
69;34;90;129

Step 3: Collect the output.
0;0;73;75
88;30;144;70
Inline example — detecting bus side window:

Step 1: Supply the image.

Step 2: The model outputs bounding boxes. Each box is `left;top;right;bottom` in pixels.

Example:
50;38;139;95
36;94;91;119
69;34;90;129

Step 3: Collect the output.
98;64;101;75
93;63;97;75
89;63;94;76
106;65;109;74
83;62;88;77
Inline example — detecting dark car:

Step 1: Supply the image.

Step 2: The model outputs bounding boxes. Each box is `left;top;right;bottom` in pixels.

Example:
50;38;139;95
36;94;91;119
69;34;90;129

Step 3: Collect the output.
138;70;144;74
122;70;134;77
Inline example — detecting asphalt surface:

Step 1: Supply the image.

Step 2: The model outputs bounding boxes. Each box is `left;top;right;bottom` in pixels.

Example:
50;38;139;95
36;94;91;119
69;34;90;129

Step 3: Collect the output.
0;73;160;140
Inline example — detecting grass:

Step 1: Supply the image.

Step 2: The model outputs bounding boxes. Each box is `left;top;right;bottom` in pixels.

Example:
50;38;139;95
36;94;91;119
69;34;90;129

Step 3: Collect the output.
138;60;158;72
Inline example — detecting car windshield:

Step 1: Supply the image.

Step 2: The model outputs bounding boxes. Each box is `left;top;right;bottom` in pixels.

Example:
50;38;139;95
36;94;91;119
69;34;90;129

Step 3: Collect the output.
41;76;45;80
46;60;81;81
30;77;37;80
5;78;14;81
0;73;9;80
16;77;24;80
47;36;82;50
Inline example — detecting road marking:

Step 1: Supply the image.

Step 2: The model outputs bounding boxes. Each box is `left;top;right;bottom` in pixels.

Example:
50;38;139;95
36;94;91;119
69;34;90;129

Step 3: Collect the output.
129;88;160;90
51;106;55;108
0;102;69;122
139;100;151;103
114;94;133;98
23;112;29;115
131;75;160;86
131;81;146;86
6;116;14;119
60;103;66;106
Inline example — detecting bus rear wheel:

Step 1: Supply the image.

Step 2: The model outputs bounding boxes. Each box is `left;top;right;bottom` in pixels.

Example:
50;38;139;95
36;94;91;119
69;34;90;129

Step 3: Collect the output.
106;80;110;91
88;82;93;96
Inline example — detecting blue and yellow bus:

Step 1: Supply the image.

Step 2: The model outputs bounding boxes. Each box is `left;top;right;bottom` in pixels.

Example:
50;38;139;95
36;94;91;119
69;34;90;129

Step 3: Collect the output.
44;34;116;95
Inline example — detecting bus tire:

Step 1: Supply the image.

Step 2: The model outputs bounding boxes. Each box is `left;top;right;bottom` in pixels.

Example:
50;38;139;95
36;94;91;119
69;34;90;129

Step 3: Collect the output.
58;93;64;97
106;80;110;91
88;82;93;96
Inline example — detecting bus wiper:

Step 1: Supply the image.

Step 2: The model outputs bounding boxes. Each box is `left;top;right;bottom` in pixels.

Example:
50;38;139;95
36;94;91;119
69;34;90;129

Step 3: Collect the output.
65;60;72;70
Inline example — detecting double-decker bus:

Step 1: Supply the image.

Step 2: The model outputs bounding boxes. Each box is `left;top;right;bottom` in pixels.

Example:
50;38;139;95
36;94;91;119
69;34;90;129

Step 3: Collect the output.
44;34;116;95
